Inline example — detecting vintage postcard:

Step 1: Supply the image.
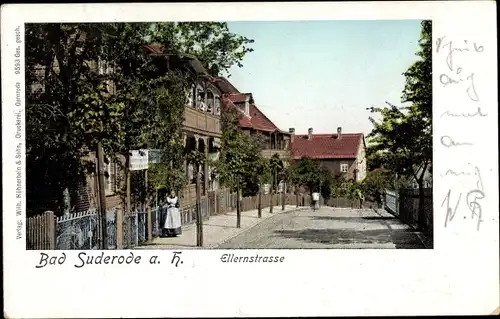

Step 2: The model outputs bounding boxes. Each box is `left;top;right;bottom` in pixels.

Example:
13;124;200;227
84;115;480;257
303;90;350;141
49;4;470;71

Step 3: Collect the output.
2;1;498;317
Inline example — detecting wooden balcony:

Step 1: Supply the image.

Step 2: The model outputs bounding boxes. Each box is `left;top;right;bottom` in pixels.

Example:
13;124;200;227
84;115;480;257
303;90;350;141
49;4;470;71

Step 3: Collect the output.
183;106;221;137
261;149;290;159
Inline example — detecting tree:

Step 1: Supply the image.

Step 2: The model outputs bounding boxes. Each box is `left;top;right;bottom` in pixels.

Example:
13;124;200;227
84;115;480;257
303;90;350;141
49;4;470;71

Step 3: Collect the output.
366;20;432;229
288;157;326;194
268;154;284;213
217;106;265;227
186;150;206;246
285;160;302;207
25;22;255;218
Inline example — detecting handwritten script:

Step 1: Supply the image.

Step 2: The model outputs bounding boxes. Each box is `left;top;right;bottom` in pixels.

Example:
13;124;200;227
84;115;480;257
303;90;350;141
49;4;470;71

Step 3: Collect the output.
436;36;484;102
437;35;488;231
441;165;485;230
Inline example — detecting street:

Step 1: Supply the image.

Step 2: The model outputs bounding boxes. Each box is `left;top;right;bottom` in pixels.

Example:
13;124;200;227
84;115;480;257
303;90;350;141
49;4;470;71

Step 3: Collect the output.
216;207;427;249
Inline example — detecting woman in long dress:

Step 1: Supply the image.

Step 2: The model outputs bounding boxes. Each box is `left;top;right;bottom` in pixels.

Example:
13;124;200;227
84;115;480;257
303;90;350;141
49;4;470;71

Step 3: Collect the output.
161;190;182;237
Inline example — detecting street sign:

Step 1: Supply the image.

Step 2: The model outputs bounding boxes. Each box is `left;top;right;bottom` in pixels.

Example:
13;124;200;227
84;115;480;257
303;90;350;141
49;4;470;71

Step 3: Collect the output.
129;149;149;171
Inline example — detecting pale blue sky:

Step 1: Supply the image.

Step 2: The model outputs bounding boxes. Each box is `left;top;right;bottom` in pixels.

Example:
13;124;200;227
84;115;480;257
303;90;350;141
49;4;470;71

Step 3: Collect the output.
225;20;423;136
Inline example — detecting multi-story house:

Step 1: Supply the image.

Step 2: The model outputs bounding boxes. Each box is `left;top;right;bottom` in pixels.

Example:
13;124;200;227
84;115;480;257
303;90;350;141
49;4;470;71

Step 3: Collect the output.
215;77;292;194
26;42;222;216
99;43;223;210
214;78;292;161
289;127;367;182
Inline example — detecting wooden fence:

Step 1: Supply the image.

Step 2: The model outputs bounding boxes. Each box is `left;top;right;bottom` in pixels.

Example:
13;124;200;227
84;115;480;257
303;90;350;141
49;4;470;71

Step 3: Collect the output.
385;188;433;237
27;189;378;249
27;211;56;250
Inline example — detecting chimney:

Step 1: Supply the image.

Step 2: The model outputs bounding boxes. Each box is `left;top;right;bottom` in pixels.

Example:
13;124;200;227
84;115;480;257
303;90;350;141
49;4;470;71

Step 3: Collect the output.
289;128;295;143
245;95;250;116
308;127;313;140
337;127;342;139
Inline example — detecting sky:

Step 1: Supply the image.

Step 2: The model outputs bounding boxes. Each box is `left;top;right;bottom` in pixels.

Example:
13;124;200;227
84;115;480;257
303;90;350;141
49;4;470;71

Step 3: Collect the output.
225;20;423;136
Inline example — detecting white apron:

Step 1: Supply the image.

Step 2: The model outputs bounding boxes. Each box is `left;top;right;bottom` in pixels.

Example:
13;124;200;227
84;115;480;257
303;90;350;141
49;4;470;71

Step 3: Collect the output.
165;196;182;230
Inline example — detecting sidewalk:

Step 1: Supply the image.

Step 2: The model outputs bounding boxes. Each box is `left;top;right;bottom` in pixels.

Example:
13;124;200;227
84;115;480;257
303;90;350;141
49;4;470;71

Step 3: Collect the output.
135;205;304;249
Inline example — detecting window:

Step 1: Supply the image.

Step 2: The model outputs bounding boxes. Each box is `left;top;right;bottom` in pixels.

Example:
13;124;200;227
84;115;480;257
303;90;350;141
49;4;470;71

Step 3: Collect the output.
215;96;221;115
206;90;214;114
340;163;349;173
187;85;195;107
196;85;205;110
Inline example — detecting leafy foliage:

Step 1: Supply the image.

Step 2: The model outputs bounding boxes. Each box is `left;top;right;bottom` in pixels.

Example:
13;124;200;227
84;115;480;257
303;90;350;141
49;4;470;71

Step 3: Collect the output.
25;22;255;215
366;20;432;185
148;22;255;76
287;157;334;199
216;106;266;196
365;20;432;225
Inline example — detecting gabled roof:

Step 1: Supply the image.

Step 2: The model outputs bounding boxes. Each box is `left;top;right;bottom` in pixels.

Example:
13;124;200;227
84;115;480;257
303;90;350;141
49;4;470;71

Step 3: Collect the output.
290;133;364;159
244;104;280;132
217;78;288;134
221;96;281;133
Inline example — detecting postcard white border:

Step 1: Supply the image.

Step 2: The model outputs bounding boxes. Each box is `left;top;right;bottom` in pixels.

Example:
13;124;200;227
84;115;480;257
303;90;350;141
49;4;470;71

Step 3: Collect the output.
2;1;498;317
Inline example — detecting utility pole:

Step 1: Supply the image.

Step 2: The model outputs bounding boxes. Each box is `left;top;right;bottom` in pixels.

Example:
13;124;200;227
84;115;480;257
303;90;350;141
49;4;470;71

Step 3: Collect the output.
96;142;108;250
196;166;203;246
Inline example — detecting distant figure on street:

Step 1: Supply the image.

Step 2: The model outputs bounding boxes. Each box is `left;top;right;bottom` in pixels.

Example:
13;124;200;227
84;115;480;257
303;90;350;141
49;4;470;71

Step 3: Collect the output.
356;189;365;209
312;191;320;211
161;190;182;237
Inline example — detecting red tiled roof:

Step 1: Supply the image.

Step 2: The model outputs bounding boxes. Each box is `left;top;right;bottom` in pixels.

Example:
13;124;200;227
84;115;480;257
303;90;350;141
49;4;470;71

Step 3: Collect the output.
290;133;364;159
221;96;280;132
243;104;279;132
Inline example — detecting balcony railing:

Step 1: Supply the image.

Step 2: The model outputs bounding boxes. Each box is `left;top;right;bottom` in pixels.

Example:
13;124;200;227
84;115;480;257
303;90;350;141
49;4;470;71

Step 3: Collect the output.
183;106;221;137
261;149;290;159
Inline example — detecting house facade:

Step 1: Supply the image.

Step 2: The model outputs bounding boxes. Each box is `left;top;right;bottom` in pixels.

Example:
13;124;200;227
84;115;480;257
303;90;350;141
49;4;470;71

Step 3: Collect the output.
215;78;292;161
100;44;224;210
27;43;223;216
290;127;367;182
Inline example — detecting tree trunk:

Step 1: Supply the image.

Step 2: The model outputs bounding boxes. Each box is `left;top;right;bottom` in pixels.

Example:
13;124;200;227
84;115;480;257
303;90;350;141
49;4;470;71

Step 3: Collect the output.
96;142;108;250
196;168;203;246
257;183;262;218
236;176;241;228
